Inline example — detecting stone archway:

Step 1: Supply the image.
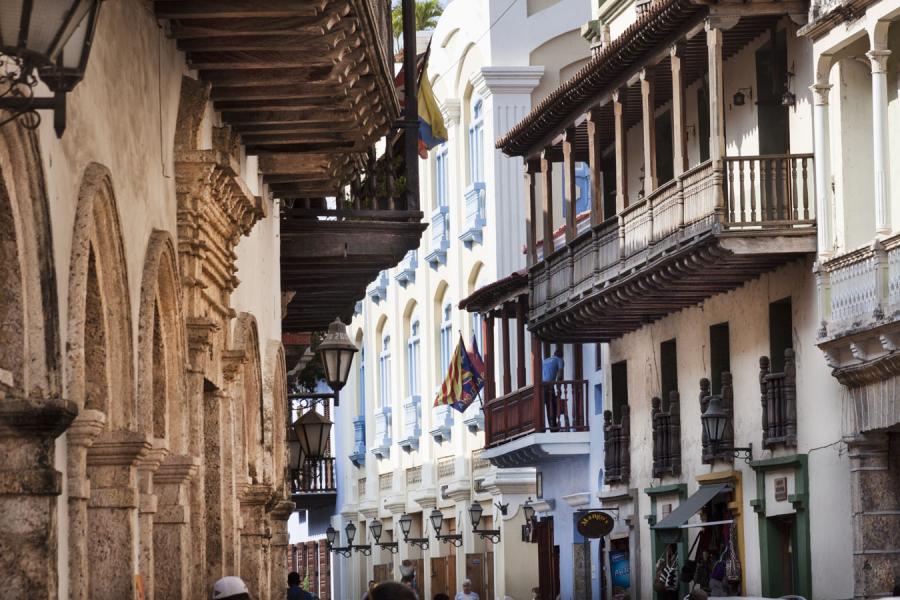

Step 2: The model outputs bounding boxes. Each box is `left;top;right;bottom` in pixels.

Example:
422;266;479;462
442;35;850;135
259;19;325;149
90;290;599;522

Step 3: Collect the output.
0;120;72;600
65;163;147;600
136;230;197;600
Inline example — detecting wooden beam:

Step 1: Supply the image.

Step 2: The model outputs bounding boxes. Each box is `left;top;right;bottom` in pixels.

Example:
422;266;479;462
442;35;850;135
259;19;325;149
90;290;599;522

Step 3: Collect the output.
188;51;338;70
671;44;687;176
177;31;350;52
586;109;604;227
516;296;527;389
613;88;628;213
525;161;538;267
501;313;512;396
563;127;577;244
154;1;325;19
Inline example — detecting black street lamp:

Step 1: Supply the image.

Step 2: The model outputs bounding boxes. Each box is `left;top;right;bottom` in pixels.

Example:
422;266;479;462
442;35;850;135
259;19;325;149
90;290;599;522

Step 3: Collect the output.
701;394;753;463
0;0;103;136
325;524;352;558
521;498;537;543
345;522;371;556
429;508;462;547
398;513;429;550
469;501;500;543
368;519;399;554
317;317;358;398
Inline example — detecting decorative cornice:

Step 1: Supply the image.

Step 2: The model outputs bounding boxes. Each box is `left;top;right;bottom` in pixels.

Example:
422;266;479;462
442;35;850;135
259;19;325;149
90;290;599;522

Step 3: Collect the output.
481;468;536;496
411;491;437;510
440;99;461;126
561;492;591;508
87;430;151;467
155;454;200;485
383;495;407;514
470;66;544;99
443;481;472;503
358;500;379;519
0;396;78;440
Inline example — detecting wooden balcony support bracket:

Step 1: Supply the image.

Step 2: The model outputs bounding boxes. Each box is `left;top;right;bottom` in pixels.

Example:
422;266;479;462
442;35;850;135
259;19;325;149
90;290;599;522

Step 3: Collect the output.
563;127;578;244
540;148;555;254
651;391;682;478
759;349;797;449
586;109;604;227
640;67;658;197
603;405;631;485
500;310;512;396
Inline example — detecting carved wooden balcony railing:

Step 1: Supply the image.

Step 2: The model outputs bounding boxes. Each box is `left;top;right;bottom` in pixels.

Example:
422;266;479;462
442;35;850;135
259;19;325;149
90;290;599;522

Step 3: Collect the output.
699;373;735;464
291;457;337;495
603;406;630;485
651;391;681;478
484;380;590;448
760;349;797;449
529;154;815;341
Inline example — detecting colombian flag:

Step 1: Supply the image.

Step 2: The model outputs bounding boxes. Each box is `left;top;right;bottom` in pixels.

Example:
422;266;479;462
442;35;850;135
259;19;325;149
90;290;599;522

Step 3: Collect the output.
395;43;447;158
434;335;485;413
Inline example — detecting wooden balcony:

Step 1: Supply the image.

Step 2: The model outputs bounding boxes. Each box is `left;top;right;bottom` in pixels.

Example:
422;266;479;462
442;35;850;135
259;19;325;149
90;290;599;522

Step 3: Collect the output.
291;456;337;510
529;154;815;342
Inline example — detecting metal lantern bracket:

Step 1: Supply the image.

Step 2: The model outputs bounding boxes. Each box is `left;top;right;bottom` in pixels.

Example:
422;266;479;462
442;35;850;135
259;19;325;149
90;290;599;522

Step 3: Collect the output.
436;533;463;547
350;543;372;556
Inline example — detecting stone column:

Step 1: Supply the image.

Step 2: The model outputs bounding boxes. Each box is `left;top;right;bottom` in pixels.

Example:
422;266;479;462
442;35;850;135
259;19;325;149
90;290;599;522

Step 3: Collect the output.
867;49;892;235
205;388;228;586
268;500;296;596
811;83;833;257
0;396;77;599
184;356;209;600
86;430;151;600
137;446;168;600
154;455;199;600
847;432;899;599
66;409;107;600
240;483;274;600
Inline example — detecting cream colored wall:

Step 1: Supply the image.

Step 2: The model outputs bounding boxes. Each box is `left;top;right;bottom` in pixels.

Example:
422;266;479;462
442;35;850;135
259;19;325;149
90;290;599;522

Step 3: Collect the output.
606;258;853;599
36;1;284;592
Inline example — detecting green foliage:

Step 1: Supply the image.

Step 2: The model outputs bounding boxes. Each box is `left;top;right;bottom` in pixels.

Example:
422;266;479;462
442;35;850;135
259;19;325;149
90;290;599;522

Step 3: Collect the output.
391;0;443;39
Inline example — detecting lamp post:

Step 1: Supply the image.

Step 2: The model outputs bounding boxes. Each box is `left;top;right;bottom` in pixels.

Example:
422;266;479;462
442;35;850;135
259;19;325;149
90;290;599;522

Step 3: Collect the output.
521;498;536;543
398;513;429;550
701;394;753;463
429;508;463;547
345;522;371;556
469;501;501;543
316;317;358;405
368;519;399;554
326;524;353;558
0;0;103;136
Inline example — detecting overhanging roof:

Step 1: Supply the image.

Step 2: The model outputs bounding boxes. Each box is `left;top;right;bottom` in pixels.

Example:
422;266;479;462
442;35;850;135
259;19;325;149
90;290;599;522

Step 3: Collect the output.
652;483;731;530
458;269;528;314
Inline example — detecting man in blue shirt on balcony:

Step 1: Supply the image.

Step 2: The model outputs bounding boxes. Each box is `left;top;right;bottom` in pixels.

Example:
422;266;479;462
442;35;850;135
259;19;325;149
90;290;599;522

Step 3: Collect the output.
542;348;565;429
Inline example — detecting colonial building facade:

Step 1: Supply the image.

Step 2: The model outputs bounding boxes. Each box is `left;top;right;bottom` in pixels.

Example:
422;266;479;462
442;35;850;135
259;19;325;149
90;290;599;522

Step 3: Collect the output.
329;1;593;598
0;1;410;599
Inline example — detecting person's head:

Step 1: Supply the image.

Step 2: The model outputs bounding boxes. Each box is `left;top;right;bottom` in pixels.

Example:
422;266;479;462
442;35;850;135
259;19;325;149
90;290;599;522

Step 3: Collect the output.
554;348;563;358
212;576;251;600
400;574;415;588
434;594;451;600
370;581;418;600
368;580;376;590
462;579;472;593
288;572;301;587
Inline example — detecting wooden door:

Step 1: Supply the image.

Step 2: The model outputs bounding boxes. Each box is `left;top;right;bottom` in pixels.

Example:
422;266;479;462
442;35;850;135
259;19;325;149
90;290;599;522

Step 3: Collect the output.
431;557;448;597
411;558;424;595
486;552;495;600
448;552;457;598
466;553;485;597
537;517;559;600
374;563;391;584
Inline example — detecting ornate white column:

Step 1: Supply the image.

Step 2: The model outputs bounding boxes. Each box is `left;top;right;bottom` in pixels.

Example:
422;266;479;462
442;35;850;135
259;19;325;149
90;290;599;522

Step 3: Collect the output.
811;83;833;257
867;49;892;235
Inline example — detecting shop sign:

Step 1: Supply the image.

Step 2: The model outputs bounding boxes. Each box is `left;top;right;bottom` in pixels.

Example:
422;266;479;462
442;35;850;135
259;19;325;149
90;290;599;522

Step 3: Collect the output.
774;477;788;502
576;511;614;538
610;550;630;591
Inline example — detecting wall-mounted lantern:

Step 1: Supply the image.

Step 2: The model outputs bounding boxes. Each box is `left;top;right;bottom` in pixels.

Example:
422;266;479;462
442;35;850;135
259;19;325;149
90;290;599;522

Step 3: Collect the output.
430;508;463;547
469;501;500;543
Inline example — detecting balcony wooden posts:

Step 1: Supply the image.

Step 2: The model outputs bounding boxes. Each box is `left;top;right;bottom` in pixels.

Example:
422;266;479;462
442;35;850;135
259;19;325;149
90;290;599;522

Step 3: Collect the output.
541;148;555;255
500;312;511;395
532;336;544;434
670;44;687;177
484;314;496;405
706;20;728;223
525;161;538;267
587;109;604;227
613;88;628;214
640;67;658;197
516;297;527;389
759;349;797;449
563;127;577;243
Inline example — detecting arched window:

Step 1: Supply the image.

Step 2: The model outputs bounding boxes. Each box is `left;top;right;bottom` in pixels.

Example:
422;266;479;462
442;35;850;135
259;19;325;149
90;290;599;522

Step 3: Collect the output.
379;334;391;408
468;97;484;184
435;144;449;209
407;318;421;397
358;346;366;415
440;303;453;369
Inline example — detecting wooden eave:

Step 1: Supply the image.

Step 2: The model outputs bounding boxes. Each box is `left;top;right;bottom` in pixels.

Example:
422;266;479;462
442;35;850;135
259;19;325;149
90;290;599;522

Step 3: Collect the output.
459;270;528;314
497;0;803;159
281;213;427;332
529;230;816;343
157;0;399;196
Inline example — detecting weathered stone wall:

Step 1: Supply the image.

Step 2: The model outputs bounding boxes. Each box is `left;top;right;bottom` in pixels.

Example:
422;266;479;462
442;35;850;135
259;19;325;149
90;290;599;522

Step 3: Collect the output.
0;1;292;598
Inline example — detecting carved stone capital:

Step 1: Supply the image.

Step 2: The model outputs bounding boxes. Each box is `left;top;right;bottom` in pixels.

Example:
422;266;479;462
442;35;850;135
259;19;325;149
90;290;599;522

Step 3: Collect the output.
155;454;200;486
67;409;107;448
268;499;296;522
439;99;461;126
809;83;833;106
240;483;274;507
87;430;152;467
866;49;891;74
470;66;544;98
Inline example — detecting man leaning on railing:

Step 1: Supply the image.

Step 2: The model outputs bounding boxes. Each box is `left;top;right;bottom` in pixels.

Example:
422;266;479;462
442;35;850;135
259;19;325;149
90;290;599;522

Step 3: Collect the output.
542;348;565;429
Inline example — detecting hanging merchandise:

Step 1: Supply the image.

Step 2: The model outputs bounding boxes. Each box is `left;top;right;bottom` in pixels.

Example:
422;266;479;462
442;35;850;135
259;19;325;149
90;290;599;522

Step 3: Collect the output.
654;545;679;593
681;531;703;583
725;526;742;584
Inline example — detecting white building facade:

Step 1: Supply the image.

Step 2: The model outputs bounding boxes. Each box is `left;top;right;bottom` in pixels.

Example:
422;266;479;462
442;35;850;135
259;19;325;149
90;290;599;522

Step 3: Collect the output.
329;1;592;598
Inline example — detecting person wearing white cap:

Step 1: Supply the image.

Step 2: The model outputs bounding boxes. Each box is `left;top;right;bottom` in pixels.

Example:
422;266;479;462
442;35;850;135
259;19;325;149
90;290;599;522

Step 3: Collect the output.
211;576;251;600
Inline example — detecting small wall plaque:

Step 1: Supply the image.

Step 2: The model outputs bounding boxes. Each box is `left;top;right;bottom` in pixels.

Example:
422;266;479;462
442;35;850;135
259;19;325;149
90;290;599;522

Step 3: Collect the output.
774;477;788;502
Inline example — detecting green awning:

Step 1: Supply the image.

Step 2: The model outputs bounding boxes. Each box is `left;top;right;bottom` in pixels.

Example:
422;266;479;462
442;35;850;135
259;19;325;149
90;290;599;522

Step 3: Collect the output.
652;483;731;531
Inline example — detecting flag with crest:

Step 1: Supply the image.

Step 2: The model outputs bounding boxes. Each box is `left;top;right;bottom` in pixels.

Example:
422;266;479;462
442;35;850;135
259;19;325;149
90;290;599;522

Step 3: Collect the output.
434;335;485;413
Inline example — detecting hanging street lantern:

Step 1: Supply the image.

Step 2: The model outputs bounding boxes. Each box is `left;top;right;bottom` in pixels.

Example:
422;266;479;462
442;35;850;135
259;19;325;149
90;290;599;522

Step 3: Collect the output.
292;410;332;460
368;519;398;554
325;526;337;548
701;394;753;462
316;317;358;394
430;507;462;547
0;0;103;136
522;498;536;524
398;512;429;550
469;501;501;543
